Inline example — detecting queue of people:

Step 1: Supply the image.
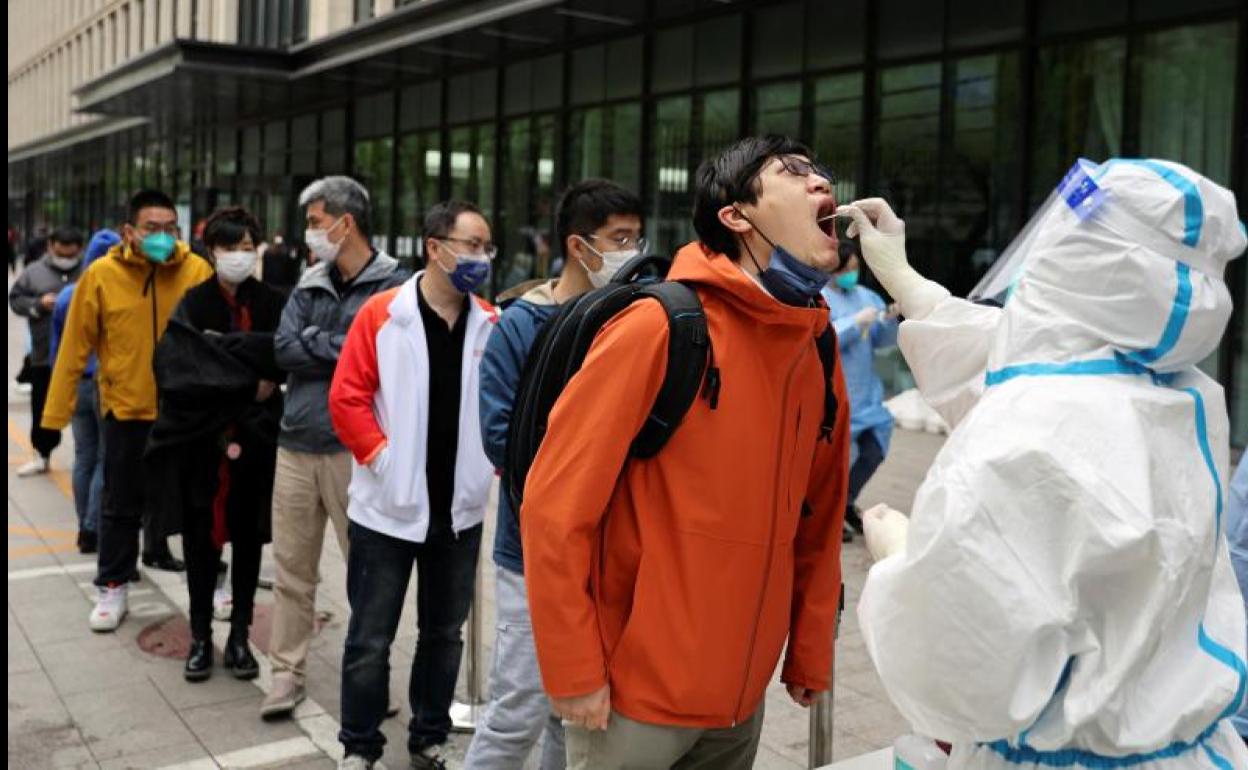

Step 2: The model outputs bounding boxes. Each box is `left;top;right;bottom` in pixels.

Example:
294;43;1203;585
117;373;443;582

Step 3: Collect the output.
12;136;1247;770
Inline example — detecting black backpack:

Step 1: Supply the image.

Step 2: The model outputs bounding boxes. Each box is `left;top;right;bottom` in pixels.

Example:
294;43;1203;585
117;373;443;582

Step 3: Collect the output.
504;254;839;513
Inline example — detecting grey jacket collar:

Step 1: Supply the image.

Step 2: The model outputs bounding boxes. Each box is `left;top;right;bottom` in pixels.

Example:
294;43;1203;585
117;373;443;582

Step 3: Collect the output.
298;250;398;295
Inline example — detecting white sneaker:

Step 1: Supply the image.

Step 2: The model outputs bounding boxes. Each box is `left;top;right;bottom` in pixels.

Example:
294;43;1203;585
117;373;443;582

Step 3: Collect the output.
339;756;385;770
16;457;49;477
213;587;233;621
89;584;128;632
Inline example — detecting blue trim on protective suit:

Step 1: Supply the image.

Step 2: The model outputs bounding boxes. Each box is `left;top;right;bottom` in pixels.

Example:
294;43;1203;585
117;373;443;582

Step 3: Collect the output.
1094;159;1203;247
1128;263;1192;366
985;356;1158;387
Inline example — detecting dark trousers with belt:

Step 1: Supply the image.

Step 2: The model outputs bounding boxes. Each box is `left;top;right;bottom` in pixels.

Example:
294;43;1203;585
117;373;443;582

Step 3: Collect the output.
96;416;163;586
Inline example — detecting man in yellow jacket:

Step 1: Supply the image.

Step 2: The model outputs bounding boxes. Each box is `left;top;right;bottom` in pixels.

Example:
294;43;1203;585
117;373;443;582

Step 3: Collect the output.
43;189;214;633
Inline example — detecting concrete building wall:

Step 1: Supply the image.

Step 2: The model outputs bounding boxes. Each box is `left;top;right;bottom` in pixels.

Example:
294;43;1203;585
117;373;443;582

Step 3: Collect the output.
7;0;301;150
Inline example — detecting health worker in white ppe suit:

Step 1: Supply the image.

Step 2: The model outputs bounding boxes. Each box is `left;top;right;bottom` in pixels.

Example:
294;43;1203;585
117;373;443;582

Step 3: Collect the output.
840;158;1248;770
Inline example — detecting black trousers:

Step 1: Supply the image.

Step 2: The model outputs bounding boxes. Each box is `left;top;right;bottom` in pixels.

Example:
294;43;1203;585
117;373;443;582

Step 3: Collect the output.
96;417;164;586
28;364;61;458
181;444;264;639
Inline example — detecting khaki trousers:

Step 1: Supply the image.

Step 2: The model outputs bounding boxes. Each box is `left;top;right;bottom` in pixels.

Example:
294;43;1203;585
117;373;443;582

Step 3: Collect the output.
565;705;765;770
267;447;352;680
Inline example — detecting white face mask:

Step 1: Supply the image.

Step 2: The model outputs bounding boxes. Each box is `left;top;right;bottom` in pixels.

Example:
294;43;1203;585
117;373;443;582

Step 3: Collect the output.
578;236;640;289
305;217;345;264
49;254;81;271
214;249;258;284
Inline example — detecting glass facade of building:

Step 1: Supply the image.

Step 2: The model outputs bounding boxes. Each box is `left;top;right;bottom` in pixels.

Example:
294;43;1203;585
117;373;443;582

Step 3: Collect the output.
8;0;1247;444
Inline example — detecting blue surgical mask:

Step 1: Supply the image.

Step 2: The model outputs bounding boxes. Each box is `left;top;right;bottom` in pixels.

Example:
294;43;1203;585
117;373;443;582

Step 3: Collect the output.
760;246;832;306
835;270;859;291
140;232;177;264
437;242;492;294
734;208;835;307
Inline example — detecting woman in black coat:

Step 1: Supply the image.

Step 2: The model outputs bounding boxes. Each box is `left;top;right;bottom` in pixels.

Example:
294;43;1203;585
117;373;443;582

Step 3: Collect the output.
149;207;286;682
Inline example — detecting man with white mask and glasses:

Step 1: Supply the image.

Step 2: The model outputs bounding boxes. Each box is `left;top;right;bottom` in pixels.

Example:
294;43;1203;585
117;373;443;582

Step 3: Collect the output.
261;176;407;720
466;178;644;770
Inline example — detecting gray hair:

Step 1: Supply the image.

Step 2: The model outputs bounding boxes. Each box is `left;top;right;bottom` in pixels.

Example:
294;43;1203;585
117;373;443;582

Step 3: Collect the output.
299;176;372;237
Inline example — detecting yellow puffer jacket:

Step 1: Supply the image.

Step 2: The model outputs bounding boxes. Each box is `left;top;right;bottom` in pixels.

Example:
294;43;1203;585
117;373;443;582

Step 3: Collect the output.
42;240;214;428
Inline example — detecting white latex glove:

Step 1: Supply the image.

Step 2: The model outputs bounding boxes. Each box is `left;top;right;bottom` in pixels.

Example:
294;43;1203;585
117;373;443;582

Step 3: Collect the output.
854;306;879;335
837;199;948;319
862;503;910;562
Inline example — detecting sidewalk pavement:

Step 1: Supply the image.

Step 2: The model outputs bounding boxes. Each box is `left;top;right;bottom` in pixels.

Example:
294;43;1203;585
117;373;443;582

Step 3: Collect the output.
8;300;945;769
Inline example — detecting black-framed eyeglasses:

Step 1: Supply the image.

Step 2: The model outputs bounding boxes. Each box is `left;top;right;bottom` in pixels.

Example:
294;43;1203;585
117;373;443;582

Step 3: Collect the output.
764;155;838;187
437;236;498;260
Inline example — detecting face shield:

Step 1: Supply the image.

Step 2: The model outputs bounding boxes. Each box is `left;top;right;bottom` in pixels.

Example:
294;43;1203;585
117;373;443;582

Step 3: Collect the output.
969;158;1107;304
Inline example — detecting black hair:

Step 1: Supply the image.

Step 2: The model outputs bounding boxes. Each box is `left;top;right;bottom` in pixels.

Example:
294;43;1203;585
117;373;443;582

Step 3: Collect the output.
555;179;644;255
128;189;177;224
49;227;84;246
422;200;484;243
202;206;264;252
692;134;814;260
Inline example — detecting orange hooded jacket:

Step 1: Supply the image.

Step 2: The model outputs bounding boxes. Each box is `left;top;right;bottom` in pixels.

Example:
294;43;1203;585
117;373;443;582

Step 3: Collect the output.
521;242;851;728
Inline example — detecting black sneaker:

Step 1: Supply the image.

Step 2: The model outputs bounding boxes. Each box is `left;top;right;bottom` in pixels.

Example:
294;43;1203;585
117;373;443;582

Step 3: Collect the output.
142;553;186;572
409;747;447;770
845;505;865;535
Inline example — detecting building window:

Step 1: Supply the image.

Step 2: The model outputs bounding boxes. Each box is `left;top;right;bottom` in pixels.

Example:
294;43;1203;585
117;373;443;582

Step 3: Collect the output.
396;129;441;261
811;72;864;203
1030;36;1125;211
353;138;394;253
649;89;740;255
498;115;558;292
752;81;801;139
567;102;642;194
875;62;942;272
355;0;374;23
449;123;496;223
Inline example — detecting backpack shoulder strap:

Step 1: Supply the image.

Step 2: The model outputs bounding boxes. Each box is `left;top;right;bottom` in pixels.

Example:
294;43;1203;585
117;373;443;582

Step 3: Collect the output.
814;327;839;443
629;281;713;458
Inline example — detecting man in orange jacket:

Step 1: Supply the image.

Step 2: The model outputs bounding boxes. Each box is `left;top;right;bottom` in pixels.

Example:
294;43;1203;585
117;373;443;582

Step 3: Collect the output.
521;135;851;768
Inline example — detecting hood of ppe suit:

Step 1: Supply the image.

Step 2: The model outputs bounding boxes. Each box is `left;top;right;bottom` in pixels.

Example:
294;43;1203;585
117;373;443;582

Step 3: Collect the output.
991;159;1245;375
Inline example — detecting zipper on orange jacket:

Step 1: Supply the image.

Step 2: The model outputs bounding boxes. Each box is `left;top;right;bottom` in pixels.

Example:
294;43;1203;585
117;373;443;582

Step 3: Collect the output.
732;345;807;725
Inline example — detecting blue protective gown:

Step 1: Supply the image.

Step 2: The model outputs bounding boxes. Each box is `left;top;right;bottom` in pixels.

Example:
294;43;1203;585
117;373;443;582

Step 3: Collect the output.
822;283;899;459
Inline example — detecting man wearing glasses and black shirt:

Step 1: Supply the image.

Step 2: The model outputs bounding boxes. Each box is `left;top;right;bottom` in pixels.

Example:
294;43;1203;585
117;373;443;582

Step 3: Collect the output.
329;201;500;770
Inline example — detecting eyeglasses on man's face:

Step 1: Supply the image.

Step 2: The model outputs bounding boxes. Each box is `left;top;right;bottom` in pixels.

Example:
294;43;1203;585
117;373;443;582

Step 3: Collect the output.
770;155;838;187
438;236;498;260
586;233;648;253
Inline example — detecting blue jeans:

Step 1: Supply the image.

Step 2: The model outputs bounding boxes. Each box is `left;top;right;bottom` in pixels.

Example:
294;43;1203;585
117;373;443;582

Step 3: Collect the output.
70;377;104;534
339;519;482;761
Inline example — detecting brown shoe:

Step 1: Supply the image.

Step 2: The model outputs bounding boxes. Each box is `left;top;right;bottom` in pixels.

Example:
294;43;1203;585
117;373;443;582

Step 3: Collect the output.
260;673;305;720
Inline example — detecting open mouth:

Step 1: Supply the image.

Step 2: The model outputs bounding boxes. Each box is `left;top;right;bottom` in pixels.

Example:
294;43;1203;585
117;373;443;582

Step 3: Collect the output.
815;200;839;241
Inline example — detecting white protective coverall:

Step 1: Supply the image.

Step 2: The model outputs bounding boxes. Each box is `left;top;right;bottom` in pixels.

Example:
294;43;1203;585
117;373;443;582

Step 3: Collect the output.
852;159;1248;770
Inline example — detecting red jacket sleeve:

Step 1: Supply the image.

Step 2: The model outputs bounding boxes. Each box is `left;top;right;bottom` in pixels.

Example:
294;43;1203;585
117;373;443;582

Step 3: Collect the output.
328;290;394;465
782;340;852;692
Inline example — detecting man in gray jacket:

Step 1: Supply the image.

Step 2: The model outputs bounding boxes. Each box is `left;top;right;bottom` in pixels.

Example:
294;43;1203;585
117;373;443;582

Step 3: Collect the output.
262;177;407;719
9;227;84;476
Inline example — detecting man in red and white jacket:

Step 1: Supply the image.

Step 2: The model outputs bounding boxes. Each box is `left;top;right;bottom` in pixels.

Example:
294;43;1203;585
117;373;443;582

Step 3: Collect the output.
329;200;499;770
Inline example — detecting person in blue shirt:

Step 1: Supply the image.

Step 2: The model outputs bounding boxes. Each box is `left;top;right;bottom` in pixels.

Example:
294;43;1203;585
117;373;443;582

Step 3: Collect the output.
49;228;120;554
821;245;899;541
466;179;644;770
1226;453;1248;740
